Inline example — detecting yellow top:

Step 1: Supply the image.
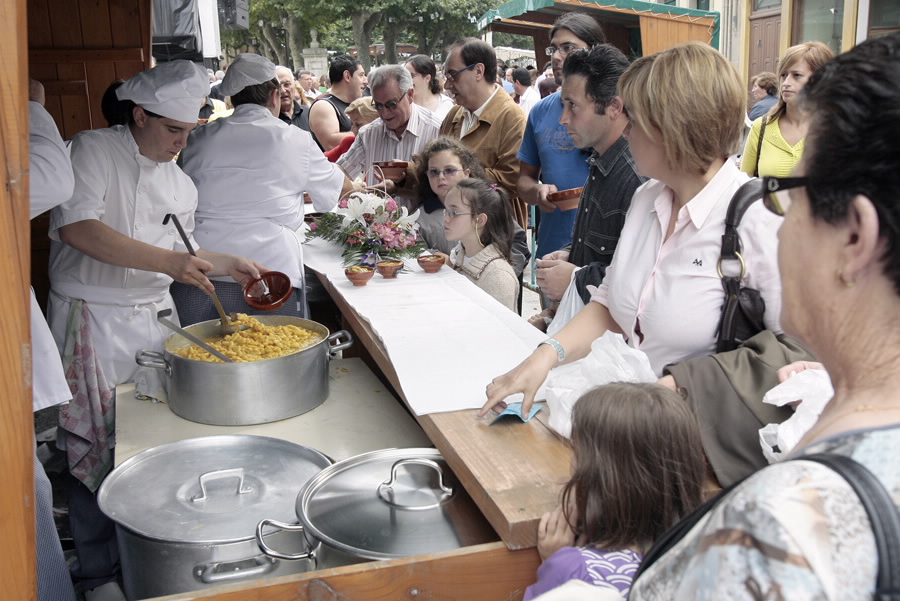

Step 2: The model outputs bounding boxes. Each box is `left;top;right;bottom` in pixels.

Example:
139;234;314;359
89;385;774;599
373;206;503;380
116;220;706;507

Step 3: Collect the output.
741;116;804;178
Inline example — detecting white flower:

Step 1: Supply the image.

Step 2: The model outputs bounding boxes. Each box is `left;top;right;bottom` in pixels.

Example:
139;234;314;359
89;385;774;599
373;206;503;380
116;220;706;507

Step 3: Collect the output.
394;207;420;231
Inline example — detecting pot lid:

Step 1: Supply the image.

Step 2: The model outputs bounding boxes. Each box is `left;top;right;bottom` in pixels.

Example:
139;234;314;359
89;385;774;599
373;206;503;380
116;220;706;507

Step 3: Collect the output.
296;448;495;560
98;435;331;544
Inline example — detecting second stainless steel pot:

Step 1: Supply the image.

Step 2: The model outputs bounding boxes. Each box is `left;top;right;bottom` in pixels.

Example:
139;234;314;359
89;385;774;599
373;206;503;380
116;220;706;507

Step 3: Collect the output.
136;316;352;425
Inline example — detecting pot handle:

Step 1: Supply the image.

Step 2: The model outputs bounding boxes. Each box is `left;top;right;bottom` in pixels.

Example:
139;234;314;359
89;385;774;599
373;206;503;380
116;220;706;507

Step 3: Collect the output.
326;330;353;356
135;350;171;376
194;554;277;584
191;468;253;502
377;458;453;509
256;519;314;561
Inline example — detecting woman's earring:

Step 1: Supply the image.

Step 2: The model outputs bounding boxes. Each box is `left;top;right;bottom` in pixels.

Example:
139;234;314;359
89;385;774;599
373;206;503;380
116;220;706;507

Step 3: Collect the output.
836;268;855;288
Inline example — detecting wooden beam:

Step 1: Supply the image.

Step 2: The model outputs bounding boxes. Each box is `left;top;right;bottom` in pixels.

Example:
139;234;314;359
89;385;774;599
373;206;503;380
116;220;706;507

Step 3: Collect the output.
151;543;539;601
29;47;145;63
41;79;88;96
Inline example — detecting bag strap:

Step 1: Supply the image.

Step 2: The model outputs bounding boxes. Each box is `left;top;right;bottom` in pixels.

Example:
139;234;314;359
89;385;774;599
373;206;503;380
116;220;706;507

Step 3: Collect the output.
753;118;768;178
803;453;900;601
716;178;765;352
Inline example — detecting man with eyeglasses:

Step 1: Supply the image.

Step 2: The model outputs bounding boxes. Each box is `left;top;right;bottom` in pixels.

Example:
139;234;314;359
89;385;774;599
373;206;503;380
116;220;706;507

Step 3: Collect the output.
439;37;528;228
337;64;442;207
518;13;605;263
275;65;309;131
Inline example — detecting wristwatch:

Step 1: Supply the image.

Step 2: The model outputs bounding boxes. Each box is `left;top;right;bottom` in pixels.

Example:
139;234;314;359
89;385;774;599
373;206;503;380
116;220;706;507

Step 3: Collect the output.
539;338;566;363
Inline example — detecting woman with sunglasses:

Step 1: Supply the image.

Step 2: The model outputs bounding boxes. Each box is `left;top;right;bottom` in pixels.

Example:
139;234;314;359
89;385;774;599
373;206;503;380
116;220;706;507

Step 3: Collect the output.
629;32;900;600
741;41;834;177
483;43;811;487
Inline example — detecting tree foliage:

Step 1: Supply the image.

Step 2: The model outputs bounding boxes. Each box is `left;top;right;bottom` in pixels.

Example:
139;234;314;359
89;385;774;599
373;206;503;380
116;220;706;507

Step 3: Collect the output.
220;0;497;74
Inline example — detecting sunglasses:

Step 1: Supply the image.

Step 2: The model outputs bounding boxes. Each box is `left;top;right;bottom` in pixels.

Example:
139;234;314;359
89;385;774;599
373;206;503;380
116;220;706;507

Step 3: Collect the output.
372;95;406;111
761;176;807;216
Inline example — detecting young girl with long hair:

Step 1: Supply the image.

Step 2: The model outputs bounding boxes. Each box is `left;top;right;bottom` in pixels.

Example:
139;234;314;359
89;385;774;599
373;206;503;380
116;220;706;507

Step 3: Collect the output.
524;383;705;599
443;178;519;311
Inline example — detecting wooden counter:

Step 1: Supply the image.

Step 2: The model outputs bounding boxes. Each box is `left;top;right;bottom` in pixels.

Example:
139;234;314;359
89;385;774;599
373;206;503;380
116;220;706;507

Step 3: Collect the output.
308;265;572;550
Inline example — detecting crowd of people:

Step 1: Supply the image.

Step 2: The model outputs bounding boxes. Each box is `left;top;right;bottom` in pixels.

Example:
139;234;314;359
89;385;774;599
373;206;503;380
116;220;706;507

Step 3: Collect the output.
26;8;900;600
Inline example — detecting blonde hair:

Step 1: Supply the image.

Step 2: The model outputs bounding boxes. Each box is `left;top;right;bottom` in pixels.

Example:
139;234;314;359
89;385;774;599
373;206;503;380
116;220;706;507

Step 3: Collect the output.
345;96;379;124
619;42;745;174
767;41;835;124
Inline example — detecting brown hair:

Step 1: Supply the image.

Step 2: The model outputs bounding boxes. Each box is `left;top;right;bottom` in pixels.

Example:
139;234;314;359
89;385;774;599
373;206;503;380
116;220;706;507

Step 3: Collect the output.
619;42;745;174
561;383;705;552
767;41;835;124
752;71;778;97
416;135;485;203
451;178;515;261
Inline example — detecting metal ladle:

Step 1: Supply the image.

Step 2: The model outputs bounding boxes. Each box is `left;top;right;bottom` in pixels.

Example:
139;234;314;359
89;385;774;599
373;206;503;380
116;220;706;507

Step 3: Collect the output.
163;213;243;335
156;309;233;363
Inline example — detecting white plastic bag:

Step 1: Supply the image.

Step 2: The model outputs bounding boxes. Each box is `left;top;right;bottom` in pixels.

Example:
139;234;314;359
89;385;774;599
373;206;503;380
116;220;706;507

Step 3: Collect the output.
547;268;585;337
759;368;833;463
539;331;656;438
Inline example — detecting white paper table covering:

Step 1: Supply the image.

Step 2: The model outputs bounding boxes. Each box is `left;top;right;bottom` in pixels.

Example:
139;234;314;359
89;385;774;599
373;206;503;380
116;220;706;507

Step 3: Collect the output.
303;238;545;415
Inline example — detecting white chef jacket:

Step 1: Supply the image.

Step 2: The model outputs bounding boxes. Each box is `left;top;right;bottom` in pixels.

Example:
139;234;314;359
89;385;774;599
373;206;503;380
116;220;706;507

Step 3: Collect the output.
591;161;783;375
29;101;75;411
47;124;198;392
179;103;345;289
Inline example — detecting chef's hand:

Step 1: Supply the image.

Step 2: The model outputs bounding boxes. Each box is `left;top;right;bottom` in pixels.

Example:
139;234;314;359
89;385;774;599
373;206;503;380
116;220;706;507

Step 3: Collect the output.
197;250;264;288
166;252;217;294
535;258;576;301
536;506;576;562
480;343;557;417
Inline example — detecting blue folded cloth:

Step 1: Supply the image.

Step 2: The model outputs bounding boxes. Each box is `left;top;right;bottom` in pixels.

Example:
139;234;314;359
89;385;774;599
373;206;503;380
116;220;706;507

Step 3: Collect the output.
491;401;543;424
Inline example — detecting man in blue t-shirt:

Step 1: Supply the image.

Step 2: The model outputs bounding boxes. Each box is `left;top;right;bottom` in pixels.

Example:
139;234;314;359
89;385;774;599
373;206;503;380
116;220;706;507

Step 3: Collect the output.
517;13;605;259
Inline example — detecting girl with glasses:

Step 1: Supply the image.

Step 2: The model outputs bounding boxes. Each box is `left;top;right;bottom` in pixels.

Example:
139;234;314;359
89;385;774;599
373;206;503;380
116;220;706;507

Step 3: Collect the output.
442;178;519;311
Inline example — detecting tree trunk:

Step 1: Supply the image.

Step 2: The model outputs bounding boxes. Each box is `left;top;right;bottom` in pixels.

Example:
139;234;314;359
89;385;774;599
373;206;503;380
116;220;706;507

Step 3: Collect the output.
383;19;401;65
351;11;382;72
261;23;285;66
287;17;305;71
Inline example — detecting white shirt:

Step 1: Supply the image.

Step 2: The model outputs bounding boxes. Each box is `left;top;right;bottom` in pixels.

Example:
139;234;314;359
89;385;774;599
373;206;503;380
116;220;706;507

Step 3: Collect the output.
591;161;783;375
433;94;456;120
338;103;442;185
29;102;74;411
180;103;345;288
517;86;540;116
47;123;197;391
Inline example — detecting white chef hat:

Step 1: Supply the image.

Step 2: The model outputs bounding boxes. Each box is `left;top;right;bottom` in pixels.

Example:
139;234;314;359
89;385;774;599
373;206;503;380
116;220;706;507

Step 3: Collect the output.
116;60;209;123
220;53;277;96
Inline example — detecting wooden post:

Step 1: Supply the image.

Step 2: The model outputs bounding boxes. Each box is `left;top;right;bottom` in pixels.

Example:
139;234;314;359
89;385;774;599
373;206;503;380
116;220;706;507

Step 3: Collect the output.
0;0;37;600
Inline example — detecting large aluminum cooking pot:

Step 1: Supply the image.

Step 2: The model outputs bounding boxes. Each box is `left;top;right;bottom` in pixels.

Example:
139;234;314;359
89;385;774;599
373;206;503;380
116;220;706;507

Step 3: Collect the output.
97;435;332;600
136;316;352;425
257;448;497;562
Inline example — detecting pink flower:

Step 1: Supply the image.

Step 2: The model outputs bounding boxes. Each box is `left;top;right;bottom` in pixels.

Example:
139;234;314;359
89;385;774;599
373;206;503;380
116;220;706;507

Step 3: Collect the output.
339;199;349;209
385;198;398;212
309;222;318;232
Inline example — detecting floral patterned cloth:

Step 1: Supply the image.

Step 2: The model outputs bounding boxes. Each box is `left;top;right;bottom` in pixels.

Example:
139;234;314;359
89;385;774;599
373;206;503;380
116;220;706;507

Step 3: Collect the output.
629;427;900;600
57;299;115;492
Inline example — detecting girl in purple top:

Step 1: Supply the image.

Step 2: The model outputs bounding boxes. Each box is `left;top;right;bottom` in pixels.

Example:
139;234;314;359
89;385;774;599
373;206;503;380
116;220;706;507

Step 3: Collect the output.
524;383;705;600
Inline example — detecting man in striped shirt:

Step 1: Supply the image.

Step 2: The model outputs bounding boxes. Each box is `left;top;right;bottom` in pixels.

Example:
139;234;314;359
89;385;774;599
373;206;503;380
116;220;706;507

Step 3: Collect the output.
338;64;442;209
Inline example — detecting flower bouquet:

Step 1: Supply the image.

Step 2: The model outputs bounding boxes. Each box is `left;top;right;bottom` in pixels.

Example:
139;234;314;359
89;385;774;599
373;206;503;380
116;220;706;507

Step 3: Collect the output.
307;191;424;267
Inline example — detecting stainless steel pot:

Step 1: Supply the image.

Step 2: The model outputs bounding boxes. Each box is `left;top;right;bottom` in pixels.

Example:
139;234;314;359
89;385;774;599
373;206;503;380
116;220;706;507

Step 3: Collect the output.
257;448;497;562
97;435;332;600
136;316;352;425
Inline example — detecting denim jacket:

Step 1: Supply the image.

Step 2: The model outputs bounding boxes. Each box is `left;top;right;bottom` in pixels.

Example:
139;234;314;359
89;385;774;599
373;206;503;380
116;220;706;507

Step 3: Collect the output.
569;136;645;303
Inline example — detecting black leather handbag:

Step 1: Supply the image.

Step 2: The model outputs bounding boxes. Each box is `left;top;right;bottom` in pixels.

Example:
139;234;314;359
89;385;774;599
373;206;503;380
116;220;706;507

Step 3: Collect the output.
715;178;767;353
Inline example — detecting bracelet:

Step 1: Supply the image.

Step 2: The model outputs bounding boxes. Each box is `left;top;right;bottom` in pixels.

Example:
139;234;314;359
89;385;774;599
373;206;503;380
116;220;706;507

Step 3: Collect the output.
539;338;566;363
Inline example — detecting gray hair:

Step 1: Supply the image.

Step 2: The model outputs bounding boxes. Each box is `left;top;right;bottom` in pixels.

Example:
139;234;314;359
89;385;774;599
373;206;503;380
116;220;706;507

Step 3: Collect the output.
368;64;413;95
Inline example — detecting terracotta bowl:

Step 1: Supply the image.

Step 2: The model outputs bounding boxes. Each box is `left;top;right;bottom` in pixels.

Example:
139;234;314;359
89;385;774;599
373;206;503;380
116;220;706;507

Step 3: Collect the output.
344;265;375;286
546;187;583;211
417;254;445;274
243;271;293;310
375;260;404;279
373;161;408;182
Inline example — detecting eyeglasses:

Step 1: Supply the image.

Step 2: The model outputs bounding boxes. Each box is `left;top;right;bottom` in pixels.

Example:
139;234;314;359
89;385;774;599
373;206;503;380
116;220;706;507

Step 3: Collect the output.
372;95;406;111
546;43;583;56
443;208;473;220
761;176;807;216
443;63;477;82
427;167;461;179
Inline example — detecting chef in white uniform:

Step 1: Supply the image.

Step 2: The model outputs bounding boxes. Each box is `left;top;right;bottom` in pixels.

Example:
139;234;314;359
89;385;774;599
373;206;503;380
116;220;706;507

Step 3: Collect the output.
175;53;355;325
29;79;79;601
47;60;263;398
